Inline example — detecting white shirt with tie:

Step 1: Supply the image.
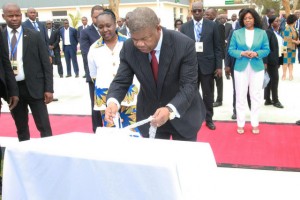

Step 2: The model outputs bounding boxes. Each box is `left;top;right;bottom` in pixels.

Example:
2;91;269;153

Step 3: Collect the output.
7;26;25;81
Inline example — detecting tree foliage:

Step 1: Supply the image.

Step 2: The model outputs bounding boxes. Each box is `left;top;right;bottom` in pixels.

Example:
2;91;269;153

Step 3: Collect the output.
68;12;81;28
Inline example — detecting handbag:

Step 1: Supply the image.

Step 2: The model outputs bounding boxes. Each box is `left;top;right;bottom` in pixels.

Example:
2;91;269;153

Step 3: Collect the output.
263;71;270;89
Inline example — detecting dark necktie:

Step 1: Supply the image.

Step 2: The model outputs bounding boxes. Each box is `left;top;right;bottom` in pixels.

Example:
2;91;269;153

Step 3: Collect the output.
11;29;17;60
150;50;158;83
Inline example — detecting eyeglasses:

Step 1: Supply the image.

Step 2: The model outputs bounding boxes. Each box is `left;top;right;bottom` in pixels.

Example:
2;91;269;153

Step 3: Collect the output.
192;9;203;13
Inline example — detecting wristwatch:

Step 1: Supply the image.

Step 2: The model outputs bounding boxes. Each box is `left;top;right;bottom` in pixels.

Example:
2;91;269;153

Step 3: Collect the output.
166;106;175;120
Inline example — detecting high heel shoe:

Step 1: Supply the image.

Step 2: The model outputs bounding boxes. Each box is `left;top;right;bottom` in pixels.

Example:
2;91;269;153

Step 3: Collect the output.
237;127;244;134
252;127;260;134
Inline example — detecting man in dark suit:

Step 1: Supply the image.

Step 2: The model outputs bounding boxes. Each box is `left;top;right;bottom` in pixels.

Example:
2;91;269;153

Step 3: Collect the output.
118;12;133;37
105;7;206;141
78;16;89;78
0;29;19;113
80;5;104;132
22;7;48;47
180;2;222;130
60;19;79;78
205;8;225;108
46;20;63;78
2;3;53;141
262;8;275;30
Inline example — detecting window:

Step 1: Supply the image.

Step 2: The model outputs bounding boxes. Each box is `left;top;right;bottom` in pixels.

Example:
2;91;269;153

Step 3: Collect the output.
52;11;67;17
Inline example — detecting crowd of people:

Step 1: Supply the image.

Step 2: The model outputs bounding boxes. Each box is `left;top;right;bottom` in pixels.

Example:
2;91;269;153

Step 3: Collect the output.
1;2;300;141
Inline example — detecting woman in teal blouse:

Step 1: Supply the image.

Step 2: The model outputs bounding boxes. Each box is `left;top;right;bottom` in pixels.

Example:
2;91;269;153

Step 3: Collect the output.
228;8;270;134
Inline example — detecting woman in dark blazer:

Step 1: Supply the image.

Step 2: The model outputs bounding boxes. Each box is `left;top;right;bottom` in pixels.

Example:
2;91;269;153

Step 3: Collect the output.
263;15;284;109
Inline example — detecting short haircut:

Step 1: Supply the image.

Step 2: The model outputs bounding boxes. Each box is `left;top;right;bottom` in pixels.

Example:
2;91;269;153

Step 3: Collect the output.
286;14;298;25
174;19;183;28
239;8;262;29
127;7;159;33
91;5;104;16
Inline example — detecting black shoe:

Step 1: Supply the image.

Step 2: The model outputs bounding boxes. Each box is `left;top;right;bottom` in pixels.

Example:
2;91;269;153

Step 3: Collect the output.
213;101;222;107
66;75;71;78
75;75;79;78
273;102;284;108
83;75;86;78
231;113;237;120
264;100;274;105
296;120;300;125
206;121;216;130
59;74;63;78
53;98;59;102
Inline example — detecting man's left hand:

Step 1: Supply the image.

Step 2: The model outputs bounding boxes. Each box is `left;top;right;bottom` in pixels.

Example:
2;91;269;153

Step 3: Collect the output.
44;92;53;104
9;96;19;110
215;69;222;78
151;107;169;128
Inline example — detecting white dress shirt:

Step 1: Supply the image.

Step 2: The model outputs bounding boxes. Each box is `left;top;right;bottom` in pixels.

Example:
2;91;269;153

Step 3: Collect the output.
7;26;25;81
64;28;71;45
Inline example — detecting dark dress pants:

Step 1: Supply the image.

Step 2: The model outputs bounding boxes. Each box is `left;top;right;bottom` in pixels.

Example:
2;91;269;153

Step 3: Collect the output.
141;121;198;142
88;81;103;132
264;64;279;103
53;49;63;76
82;53;89;77
198;72;214;123
214;76;223;102
64;45;79;76
11;81;52;141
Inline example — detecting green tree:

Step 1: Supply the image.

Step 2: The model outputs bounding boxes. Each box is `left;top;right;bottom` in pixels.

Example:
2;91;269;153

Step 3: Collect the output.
68;12;81;28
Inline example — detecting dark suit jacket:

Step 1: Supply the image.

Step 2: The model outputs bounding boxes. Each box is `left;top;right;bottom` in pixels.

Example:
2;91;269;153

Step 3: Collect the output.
60;27;78;52
262;16;269;30
22;19;48;47
225;22;233;41
2;27;53;99
215;20;225;58
47;28;60;52
118;26;128;36
263;28;280;66
180;19;223;74
80;25;100;54
77;25;89;40
107;28;206;138
0;29;18;101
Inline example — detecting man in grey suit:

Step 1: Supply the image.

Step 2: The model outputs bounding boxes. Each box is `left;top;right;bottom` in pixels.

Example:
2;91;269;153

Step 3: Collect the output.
2;3;53;141
105;7;206;141
118;11;132;37
262;8;275;30
180;1;222;130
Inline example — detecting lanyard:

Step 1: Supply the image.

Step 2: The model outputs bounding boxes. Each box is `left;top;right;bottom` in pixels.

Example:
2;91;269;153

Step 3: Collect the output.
7;28;23;60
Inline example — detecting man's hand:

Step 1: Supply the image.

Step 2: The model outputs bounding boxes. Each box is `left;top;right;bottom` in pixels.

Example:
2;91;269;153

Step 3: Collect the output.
150;107;169;128
214;68;222;78
105;102;119;124
49;56;53;64
225;66;231;80
9;96;19;110
44;92;53;104
49;45;54;50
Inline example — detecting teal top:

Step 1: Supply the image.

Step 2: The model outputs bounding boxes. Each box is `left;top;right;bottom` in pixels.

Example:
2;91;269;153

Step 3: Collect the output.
228;27;270;72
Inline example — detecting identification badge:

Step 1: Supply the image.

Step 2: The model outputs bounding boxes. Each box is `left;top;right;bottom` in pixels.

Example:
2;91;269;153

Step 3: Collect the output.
195;42;203;52
10;60;19;76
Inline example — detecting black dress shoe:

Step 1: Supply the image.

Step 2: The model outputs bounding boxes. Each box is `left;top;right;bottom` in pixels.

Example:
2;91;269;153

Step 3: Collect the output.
52;98;59;101
231;113;237;120
273;102;284;108
264;100;274;105
206;121;216;130
66;75;71;78
83;75;86;78
296;120;300;125
59;74;63;78
213;101;222;107
75;75;79;78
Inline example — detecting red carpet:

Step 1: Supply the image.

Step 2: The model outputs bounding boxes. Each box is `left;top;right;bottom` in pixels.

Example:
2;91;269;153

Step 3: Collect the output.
1;113;300;171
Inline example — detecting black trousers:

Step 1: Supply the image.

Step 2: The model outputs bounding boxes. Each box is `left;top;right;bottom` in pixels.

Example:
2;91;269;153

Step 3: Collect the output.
88;81;103;132
198;72;214;123
11;81;52;141
213;76;223;102
141;121;198;141
53;49;63;76
82;53;89;77
264;65;279;103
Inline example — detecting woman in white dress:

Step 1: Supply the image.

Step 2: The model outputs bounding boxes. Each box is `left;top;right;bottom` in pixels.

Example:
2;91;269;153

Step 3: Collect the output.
88;9;139;129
